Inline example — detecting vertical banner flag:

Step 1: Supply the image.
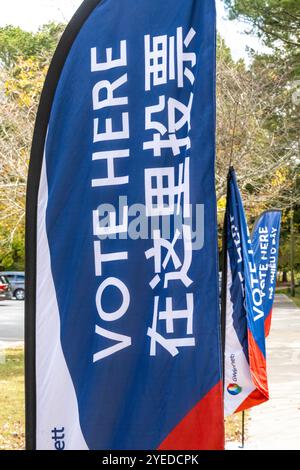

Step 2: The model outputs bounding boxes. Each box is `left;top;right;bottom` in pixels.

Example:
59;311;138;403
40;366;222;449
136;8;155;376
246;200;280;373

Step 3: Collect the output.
26;0;224;450
223;168;269;416
251;211;281;337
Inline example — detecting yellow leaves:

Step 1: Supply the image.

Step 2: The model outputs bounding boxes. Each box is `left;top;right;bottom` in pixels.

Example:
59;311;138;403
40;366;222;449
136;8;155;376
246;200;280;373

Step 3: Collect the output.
0;349;25;450
281;212;290;225
218;196;227;211
5;57;48;109
271;168;288;188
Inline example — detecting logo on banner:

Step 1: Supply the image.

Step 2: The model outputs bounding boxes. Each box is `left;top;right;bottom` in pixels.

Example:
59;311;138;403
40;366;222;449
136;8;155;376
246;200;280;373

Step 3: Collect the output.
51;427;65;451
227;383;242;396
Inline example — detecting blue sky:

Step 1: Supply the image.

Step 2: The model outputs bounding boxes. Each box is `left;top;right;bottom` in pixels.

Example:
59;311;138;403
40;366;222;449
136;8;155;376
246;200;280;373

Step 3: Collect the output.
0;0;267;62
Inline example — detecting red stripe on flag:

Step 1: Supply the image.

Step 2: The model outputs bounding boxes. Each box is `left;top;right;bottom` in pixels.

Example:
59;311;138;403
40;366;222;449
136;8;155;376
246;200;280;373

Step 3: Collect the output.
248;329;269;399
234;329;269;414
158;381;224;450
239;328;269;414
235;388;268;413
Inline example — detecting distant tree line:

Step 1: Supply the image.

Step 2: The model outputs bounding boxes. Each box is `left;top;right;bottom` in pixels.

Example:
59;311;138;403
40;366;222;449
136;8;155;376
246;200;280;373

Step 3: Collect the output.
0;8;299;281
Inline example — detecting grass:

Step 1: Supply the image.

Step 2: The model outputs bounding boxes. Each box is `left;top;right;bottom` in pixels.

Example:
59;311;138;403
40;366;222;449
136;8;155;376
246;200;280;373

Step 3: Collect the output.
279;286;300;309
0;346;245;449
0;348;25;450
225;412;248;445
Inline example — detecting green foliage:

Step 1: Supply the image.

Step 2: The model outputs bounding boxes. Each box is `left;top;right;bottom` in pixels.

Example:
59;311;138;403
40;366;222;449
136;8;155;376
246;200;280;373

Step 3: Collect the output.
0;348;25;450
279;234;300;271
0;22;65;69
0;228;25;271
278;203;300;272
217;35;234;64
0;23;65;270
224;0;300;77
224;0;300;44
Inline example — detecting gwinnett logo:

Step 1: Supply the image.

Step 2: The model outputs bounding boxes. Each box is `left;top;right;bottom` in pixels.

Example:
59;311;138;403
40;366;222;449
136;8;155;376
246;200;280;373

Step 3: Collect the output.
51;427;65;450
230;354;238;382
227;383;242;396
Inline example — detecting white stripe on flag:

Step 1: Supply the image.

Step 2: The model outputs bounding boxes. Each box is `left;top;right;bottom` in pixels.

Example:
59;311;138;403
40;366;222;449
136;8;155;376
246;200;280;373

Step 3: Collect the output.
36;150;88;450
224;253;255;416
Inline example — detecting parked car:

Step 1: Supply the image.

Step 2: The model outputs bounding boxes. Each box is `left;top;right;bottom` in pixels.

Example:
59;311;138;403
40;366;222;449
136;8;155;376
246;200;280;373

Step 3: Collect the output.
0;272;25;301
0;275;12;301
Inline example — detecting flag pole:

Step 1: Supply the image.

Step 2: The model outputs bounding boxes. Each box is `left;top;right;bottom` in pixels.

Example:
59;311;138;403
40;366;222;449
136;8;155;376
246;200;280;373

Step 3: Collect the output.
221;170;231;389
240;411;245;449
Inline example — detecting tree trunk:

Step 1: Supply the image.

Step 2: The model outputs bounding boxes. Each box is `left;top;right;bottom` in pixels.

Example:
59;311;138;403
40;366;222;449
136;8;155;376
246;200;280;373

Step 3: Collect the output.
290;207;295;297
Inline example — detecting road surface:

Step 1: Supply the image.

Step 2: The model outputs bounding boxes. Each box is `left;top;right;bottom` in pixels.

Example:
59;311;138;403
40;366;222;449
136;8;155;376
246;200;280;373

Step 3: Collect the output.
0;300;24;350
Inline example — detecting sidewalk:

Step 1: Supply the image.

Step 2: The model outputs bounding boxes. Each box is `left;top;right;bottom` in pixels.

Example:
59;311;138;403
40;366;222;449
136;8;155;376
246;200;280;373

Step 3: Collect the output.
247;294;300;449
